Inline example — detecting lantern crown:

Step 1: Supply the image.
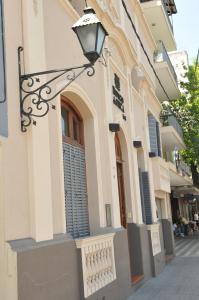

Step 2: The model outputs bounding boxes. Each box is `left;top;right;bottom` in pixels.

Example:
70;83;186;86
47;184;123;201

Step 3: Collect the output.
72;7;108;64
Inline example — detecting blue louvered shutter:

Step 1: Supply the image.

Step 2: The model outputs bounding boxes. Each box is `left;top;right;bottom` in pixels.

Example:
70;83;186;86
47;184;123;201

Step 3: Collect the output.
148;115;158;156
0;0;7;137
63;142;90;238
156;121;162;157
141;171;153;225
138;168;146;223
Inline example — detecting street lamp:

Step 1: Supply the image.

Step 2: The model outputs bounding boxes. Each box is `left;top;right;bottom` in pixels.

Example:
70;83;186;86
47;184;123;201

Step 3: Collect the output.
72;7;108;64
18;7;108;132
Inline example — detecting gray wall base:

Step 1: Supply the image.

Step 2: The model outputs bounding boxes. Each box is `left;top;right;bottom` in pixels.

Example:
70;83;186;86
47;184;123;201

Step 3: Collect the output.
161;218;175;256
127;223;152;280
148;223;166;277
8;223;170;300
9;229;134;300
150;251;165;277
88;229;132;300
15;235;83;300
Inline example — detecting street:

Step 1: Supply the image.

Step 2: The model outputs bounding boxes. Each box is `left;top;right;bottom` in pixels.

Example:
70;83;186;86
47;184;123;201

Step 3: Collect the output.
128;233;199;300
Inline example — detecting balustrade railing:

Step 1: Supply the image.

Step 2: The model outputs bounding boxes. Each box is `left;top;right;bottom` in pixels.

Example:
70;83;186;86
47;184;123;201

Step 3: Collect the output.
167;115;183;139
167;151;192;178
154;41;177;83
177;160;192;178
76;233;116;298
161;112;183;140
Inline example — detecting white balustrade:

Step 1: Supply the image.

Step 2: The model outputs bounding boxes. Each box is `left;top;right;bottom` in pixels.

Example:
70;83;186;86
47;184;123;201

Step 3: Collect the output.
147;224;161;256
76;233;116;298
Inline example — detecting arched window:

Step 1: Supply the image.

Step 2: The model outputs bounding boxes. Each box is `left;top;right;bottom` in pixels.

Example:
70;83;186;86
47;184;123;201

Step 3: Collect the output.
61;97;89;238
61;100;84;146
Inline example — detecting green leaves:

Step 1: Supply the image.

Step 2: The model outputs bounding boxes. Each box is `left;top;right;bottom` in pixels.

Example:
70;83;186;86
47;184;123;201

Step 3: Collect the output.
168;61;199;167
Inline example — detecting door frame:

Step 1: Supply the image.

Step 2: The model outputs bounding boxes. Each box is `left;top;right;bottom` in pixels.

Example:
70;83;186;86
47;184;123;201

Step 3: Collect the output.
115;133;127;228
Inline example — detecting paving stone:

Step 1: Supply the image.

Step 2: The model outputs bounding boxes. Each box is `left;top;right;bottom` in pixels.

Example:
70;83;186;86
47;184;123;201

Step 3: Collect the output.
128;234;199;300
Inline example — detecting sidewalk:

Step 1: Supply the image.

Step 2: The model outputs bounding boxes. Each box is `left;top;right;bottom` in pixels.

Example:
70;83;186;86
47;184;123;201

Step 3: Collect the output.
128;233;199;300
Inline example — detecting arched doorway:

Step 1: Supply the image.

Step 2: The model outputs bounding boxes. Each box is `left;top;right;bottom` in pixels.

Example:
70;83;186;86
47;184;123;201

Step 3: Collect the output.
61;97;90;238
115;133;127;228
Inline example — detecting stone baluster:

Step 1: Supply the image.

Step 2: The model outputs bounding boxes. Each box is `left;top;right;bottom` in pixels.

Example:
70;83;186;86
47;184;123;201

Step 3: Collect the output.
76;233;116;298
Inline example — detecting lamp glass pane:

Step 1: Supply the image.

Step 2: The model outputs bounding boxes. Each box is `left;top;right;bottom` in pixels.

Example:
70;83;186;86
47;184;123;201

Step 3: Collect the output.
96;25;106;55
76;23;97;53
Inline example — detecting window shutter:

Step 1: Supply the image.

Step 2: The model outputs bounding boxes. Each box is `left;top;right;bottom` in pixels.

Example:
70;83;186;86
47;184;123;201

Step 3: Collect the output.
156;121;162;157
63;142;90;238
141;171;153;225
148;115;158;156
138;168;146;223
0;0;7;137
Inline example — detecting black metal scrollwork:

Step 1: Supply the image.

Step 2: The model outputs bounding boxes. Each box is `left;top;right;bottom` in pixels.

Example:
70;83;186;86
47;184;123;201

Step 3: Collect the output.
18;47;95;132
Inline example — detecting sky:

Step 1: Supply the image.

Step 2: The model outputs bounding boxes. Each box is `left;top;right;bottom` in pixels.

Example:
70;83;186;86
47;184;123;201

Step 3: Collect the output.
172;0;199;64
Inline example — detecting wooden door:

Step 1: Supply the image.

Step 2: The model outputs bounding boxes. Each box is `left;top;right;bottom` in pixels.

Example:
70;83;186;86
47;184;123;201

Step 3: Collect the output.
115;134;127;228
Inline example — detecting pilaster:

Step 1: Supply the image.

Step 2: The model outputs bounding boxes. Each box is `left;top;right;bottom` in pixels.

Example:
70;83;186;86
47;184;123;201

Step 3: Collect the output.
22;0;53;241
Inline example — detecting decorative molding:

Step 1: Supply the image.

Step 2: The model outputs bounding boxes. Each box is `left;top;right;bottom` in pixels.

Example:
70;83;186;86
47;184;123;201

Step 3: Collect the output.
95;0;120;23
76;233;116;298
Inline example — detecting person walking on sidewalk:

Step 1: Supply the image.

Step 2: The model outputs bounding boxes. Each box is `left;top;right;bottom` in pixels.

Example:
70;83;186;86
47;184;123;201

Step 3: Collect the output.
181;216;189;236
194;211;199;229
176;216;185;237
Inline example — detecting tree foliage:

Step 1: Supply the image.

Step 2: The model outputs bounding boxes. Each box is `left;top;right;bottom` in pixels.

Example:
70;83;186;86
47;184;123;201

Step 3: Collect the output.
168;62;199;168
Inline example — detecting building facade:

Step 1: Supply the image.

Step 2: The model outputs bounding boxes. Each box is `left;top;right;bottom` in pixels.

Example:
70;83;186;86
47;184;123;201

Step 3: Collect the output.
0;1;187;299
169;50;189;83
167;50;199;223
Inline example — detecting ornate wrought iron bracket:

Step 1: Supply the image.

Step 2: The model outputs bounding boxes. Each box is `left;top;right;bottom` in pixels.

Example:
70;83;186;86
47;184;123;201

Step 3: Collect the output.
18;46;95;132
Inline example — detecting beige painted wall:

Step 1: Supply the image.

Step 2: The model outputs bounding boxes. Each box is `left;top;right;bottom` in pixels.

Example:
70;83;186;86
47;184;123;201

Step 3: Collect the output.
1;0;173;244
3;0;30;240
0;142;18;300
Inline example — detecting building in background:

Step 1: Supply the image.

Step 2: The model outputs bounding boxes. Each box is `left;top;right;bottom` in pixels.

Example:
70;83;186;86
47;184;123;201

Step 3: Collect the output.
0;1;190;300
167;49;199;223
169;50;189;90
